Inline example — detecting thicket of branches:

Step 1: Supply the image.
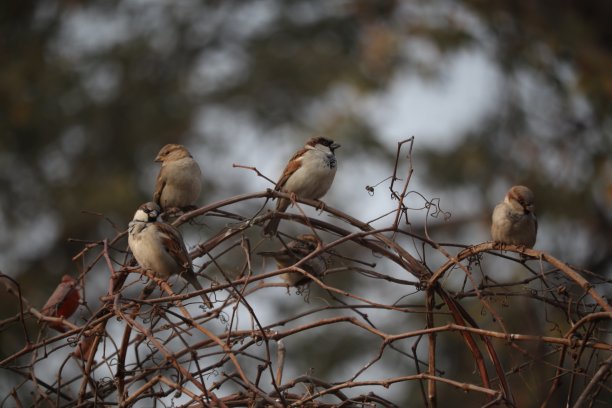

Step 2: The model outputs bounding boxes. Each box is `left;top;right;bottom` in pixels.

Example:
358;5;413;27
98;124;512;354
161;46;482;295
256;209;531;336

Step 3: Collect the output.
1;139;610;407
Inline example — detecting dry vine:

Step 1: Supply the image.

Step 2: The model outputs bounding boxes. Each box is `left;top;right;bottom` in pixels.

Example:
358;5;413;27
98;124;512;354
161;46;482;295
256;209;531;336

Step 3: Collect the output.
0;138;610;407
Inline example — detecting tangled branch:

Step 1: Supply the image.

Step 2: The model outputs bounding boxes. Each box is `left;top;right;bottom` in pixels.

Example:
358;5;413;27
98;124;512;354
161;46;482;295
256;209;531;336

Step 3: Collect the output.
1;138;609;407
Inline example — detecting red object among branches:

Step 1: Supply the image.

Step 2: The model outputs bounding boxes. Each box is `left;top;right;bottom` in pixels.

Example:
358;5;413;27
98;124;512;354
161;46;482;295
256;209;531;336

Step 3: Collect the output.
41;274;80;332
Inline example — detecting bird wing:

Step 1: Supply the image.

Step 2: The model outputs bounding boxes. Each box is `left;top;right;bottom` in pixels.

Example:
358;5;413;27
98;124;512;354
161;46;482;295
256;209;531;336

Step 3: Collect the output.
153;167;166;204
156;223;213;307
42;275;79;316
274;148;306;191
155;222;192;271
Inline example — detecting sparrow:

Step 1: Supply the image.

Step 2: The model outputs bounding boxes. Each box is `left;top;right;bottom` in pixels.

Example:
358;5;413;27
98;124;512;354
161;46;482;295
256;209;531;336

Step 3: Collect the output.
263;137;340;235
491;185;538;248
153;144;202;211
41;274;80;332
258;234;328;286
128;202;213;307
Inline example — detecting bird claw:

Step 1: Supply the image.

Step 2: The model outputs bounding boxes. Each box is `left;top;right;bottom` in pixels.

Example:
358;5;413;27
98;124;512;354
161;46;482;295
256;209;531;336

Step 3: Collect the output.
181;205;198;212
315;200;326;213
161;207;182;219
517;245;530;260
143;280;156;297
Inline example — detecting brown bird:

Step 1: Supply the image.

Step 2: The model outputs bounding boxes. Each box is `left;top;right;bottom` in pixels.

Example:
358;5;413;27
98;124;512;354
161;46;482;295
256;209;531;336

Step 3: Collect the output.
42;274;80;332
128;202;213;307
491;185;538;248
153;144;202;211
258;234;328;286
263;137;340;236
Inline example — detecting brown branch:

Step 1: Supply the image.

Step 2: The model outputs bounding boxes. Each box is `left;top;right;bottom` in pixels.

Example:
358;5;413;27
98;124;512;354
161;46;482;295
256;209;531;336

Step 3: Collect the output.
426;288;437;408
572;354;612;408
429;242;610;312
4;144;610;407
293;373;502;406
232;163;277;185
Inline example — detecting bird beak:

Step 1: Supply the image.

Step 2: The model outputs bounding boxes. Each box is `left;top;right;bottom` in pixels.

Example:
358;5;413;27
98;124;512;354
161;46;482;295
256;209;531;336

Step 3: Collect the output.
330;142;341;152
154;155;163;163
525;204;535;213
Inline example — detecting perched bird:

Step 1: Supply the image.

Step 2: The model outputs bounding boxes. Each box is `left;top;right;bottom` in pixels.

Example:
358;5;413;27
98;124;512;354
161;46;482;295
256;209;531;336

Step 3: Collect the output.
491;185;538;248
263;137;340;235
258;234;328;286
42;274;80;332
128;202;213;307
153;144;202;211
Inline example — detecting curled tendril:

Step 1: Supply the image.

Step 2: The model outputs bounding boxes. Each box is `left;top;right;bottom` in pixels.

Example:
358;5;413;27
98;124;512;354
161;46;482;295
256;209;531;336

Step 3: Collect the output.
426;198;452;221
415;280;428;291
501;296;509;307
218;311;229;325
373;176;395;193
480;306;487;316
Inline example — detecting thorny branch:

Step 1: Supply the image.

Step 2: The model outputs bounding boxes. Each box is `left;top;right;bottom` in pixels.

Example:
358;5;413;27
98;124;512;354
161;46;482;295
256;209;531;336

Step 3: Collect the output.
0;139;609;408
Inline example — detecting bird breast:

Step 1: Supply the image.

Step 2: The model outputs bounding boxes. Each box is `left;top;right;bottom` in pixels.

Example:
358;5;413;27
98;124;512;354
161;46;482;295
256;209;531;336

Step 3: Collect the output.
128;224;180;279
283;149;337;199
160;158;202;207
491;203;537;247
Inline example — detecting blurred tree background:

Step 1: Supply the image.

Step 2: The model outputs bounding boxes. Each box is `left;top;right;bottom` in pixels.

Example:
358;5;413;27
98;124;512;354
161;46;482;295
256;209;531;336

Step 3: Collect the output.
1;0;610;406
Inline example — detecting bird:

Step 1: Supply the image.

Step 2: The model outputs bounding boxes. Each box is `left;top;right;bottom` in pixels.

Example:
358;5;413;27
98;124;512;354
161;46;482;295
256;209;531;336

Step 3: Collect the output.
153;144;202;212
491;185;538;248
41;275;80;332
258;234;329;287
128;202;213;307
263;137;340;235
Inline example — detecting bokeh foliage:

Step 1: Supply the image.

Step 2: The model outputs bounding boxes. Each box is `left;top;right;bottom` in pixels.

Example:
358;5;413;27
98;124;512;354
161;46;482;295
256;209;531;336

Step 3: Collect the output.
0;0;610;406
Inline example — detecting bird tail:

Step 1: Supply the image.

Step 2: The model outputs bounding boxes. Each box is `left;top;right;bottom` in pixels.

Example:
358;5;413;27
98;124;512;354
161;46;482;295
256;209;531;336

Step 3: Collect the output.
263;216;281;236
182;270;213;308
263;198;290;236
